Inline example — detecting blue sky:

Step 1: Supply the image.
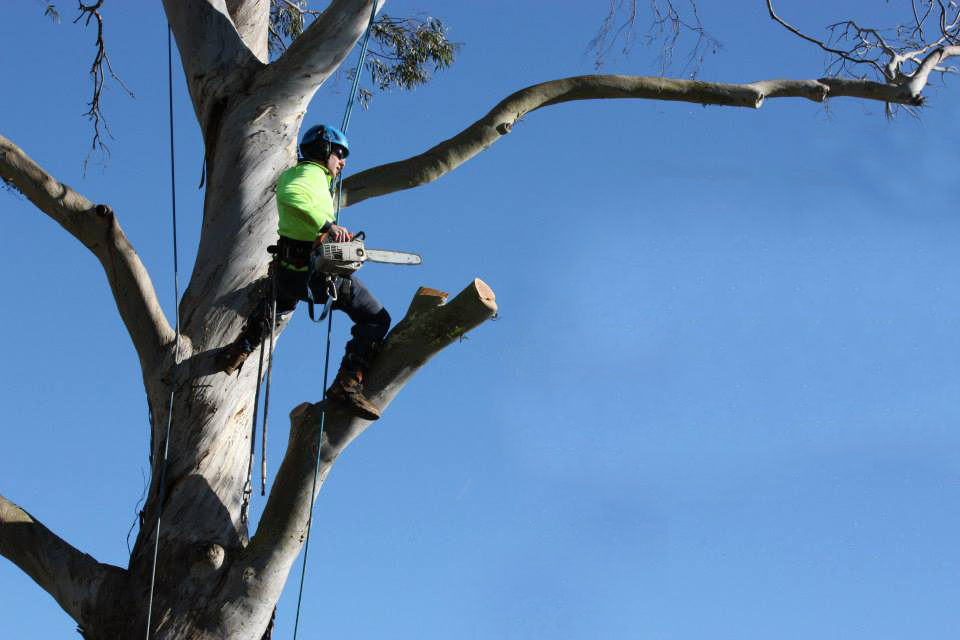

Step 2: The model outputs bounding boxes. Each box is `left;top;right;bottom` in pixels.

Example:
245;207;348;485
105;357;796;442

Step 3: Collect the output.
3;1;959;638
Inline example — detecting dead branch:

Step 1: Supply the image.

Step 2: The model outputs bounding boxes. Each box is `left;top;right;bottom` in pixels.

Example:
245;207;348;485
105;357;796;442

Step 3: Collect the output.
768;0;960;86
75;1;134;170
587;0;722;76
340;72;927;208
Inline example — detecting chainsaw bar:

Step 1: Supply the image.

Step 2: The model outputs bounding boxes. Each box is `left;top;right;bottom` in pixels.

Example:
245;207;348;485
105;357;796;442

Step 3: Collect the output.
315;239;421;273
364;248;421;265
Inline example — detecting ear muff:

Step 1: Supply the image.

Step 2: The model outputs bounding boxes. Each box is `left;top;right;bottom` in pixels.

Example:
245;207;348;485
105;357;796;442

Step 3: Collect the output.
299;124;349;161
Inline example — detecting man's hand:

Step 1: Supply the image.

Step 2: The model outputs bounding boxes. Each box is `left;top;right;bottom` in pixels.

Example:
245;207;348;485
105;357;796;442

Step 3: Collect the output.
320;224;352;243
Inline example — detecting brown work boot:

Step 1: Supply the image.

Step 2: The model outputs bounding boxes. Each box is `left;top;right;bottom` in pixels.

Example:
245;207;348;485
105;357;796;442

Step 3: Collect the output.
217;339;254;374
326;367;381;420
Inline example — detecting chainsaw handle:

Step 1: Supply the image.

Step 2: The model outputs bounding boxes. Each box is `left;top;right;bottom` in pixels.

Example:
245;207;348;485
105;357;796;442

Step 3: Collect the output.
351;230;366;242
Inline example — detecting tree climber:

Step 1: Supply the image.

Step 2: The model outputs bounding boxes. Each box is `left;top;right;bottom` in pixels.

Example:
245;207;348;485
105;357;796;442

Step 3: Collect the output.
218;124;390;421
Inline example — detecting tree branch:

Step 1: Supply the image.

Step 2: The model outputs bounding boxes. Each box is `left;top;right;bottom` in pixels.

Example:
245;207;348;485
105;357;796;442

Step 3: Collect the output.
767;0;960;94
74;1;135;170
0;135;176;370
225;0;271;63
766;0;889;77
906;44;960;95
0;493;125;629
341;73;924;207
255;0;383;109
243;280;497;600
163;0;262;127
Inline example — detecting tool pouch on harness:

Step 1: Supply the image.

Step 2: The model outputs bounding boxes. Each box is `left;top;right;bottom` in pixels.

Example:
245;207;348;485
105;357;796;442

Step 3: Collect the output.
267;237;335;322
270;237;314;270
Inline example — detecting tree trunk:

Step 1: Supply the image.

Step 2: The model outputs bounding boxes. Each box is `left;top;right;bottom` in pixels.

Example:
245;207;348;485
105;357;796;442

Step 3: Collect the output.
94;280;495;640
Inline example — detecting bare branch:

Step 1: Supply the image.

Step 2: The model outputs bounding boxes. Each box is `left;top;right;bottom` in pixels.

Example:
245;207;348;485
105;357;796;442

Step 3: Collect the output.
905;43;960;94
341;73;923;208
587;0;722;77
0;135;177;370
587;0;639;68
767;0;888;78
768;0;960;101
0;493;125;628
245;281;497;600
73;1;135;170
913;0;926;40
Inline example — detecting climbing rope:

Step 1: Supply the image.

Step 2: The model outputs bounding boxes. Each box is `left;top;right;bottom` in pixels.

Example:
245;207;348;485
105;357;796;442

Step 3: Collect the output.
261;274;278;496
290;6;378;639
144;25;182;640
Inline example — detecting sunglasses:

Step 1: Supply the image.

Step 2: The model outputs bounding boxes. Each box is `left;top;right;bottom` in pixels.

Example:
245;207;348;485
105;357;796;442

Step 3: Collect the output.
331;146;348;160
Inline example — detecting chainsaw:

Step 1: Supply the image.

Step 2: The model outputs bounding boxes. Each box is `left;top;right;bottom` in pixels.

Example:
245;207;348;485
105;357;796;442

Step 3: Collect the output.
310;231;421;276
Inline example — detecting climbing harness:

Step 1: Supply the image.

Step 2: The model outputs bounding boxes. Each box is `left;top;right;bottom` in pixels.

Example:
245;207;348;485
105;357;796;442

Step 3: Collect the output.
144;25;182;640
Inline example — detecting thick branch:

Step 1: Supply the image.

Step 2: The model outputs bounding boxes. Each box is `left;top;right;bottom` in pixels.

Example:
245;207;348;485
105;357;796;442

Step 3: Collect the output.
255;0;382;109
163;0;262;127
244;280;496;598
0;493;125;628
906;44;960;95
0;135;176;370
341;73;925;207
225;0;270;62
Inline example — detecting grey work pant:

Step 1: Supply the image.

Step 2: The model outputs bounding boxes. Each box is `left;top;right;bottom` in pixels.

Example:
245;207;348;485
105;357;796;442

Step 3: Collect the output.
242;266;391;369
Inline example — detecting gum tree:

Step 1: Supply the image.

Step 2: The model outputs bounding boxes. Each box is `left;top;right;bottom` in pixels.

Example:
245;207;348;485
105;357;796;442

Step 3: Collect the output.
0;1;956;638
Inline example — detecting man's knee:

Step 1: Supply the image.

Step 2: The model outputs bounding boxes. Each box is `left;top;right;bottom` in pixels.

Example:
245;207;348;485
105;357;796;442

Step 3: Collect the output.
372;307;391;337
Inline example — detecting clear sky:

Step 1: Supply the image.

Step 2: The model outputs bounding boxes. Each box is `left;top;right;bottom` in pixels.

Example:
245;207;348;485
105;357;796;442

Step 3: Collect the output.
3;1;959;638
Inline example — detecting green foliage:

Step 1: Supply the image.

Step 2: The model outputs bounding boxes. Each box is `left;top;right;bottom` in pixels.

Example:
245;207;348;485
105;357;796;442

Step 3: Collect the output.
358;14;459;107
268;2;459;107
268;0;311;58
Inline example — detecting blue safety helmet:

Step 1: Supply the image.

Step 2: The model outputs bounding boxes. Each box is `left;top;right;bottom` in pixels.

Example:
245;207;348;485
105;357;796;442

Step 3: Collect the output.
299;124;350;160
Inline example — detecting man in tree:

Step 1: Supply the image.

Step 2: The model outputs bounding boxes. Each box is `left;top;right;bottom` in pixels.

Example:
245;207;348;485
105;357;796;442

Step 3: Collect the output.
4;2;960;638
218;124;390;421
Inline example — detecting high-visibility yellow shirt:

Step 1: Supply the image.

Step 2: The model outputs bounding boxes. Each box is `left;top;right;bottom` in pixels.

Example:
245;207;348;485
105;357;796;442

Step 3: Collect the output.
275;161;334;242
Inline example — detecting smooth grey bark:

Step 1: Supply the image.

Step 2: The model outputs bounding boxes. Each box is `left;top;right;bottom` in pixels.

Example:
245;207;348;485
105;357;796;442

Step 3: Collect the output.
224;0;270;62
0;494;125;633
